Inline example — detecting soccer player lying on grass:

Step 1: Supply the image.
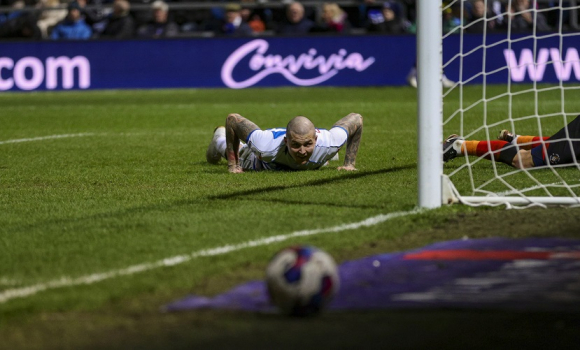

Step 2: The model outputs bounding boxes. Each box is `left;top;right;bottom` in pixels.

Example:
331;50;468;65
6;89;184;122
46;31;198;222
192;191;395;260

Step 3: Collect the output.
443;115;580;169
206;113;363;173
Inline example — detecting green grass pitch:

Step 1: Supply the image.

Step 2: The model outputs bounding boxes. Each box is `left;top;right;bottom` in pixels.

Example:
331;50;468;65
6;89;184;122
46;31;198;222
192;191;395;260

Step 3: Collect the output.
1;86;579;349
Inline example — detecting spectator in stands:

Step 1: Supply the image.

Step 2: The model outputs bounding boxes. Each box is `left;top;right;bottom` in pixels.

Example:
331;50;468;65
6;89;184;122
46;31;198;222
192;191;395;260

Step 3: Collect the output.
100;0;134;38
128;0;153;28
489;0;507;27
240;7;266;34
465;0;489;33
276;1;314;35
465;0;504;34
542;0;572;31
508;0;550;32
442;2;464;33
366;1;408;34
311;2;351;34
216;3;252;36
136;0;179;38
76;0;110;35
50;1;92;39
0;0;25;24
0;0;41;39
36;0;67;38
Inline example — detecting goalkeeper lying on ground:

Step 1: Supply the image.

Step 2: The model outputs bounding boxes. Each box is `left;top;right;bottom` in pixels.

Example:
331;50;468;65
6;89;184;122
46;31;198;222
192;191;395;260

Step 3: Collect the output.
444;115;580;169
206;113;363;173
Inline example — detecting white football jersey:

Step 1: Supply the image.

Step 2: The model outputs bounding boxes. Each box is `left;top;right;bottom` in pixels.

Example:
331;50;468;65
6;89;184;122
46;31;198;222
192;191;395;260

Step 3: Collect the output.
241;127;348;171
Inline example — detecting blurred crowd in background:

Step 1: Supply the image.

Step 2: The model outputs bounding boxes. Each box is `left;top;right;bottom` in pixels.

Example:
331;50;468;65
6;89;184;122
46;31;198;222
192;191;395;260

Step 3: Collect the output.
0;0;576;40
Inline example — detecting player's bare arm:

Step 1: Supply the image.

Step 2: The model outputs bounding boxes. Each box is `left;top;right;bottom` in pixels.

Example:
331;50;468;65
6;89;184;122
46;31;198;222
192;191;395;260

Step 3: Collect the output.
225;113;260;173
512;149;534;169
333;113;363;171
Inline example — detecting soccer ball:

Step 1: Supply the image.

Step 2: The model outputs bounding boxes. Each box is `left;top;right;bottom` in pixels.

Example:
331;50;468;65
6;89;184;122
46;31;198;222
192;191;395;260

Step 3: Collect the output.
266;246;339;316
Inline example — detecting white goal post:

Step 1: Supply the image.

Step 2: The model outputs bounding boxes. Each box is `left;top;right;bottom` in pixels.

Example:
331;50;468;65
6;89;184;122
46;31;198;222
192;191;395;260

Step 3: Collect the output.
417;0;443;208
418;0;580;208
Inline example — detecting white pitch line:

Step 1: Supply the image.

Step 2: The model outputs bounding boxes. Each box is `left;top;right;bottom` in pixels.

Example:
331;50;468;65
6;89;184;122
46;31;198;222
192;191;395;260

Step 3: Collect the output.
0;209;422;304
0;131;209;146
0;278;20;286
0;133;96;145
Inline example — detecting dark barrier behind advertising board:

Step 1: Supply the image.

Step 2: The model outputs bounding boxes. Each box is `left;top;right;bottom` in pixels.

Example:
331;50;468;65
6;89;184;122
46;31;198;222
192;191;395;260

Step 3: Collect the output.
0;34;579;91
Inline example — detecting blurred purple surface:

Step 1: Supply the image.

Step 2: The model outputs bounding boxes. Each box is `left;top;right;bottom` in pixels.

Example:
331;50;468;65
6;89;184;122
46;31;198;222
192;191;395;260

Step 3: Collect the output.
165;238;580;313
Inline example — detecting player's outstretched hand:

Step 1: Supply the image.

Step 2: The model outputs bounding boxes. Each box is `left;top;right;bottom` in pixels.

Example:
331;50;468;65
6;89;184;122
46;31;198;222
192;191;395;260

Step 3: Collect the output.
337;165;357;171
228;165;244;173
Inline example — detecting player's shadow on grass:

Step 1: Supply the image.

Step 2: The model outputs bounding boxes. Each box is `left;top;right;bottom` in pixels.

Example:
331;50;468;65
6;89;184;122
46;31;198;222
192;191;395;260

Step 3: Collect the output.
207;165;415;201
242;197;382;210
9;165;414;232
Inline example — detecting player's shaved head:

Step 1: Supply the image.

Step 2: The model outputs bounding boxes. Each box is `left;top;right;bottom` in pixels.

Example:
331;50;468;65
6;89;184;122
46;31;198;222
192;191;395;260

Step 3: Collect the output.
285;116;317;165
287;116;315;136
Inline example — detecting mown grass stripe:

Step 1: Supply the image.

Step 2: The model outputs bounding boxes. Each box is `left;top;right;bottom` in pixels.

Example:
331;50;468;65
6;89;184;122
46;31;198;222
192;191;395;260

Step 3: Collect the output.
0;209;422;304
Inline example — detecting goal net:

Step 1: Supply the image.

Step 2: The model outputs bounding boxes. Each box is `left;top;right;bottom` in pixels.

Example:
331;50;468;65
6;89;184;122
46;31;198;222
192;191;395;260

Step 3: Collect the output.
434;0;580;208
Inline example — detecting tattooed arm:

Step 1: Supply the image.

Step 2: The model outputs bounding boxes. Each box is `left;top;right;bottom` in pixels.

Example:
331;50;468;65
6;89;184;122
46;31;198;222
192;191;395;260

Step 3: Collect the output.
225;113;260;173
333;113;363;171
